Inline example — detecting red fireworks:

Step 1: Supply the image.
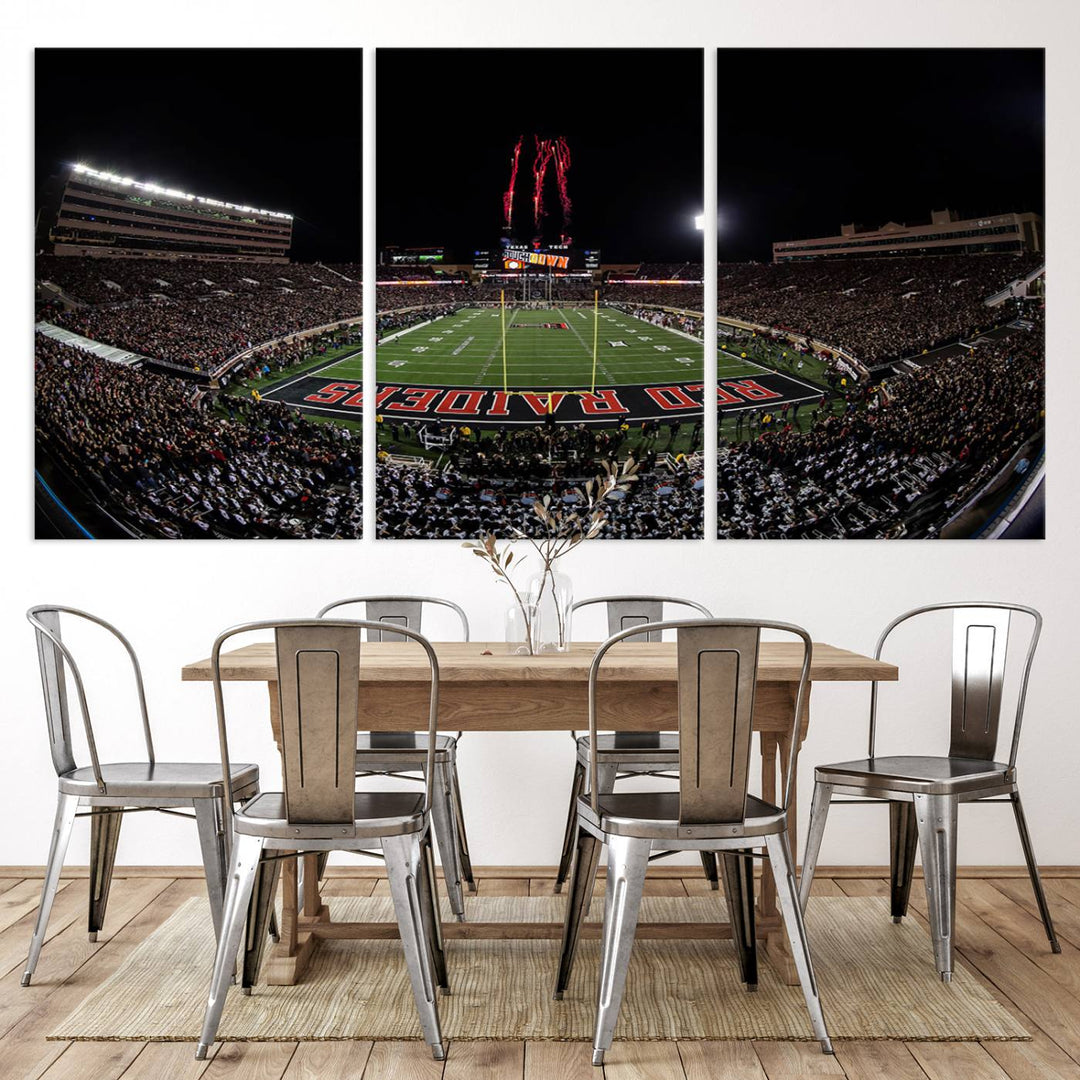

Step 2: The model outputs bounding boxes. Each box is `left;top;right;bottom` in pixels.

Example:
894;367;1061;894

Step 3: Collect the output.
552;136;572;230
502;136;522;230
502;135;572;238
531;136;555;232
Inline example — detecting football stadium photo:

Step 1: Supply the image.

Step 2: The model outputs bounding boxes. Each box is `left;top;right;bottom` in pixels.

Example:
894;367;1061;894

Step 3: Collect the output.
712;49;1045;539
373;49;706;540
34;49;363;539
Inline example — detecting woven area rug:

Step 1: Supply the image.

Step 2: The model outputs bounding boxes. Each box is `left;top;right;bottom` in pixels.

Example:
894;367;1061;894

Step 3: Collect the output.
51;895;1026;1043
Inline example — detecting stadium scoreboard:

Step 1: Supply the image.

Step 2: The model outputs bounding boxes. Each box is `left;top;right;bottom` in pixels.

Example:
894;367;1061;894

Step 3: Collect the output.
384;246;445;264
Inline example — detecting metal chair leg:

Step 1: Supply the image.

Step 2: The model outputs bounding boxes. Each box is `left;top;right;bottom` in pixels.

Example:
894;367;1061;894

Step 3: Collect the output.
595;763;619;795
241;853;281;993
913;792;958;981
417;827;450;993
196;833;264;1060
592;834;651;1066
194;798;228;941
554;824;602;999
1010;790;1061;953
429;761;465;920
23;792;78;986
383;832;445;1060
889;800;919;923
554;759;587;893
700;852;720;891
446;754;476;893
798;781;833;912
765;830;834;1054
87;807;123;942
720;850;757;989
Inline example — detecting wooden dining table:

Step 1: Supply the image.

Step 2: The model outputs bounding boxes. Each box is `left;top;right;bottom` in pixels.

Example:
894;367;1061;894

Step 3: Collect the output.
182;639;897;986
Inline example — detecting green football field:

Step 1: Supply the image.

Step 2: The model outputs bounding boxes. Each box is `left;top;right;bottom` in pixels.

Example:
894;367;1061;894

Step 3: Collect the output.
364;305;712;388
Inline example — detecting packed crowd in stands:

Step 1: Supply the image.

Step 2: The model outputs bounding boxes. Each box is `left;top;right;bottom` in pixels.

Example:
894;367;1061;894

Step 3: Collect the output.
634;263;704;280
35;335;362;538
716;308;1044;538
318;263;363;281
376;457;703;539
603;283;704;309
375;416;704;539
52;289;361;372
36;255;355;305
37;256;361;372
716;253;1041;364
375;284;475;312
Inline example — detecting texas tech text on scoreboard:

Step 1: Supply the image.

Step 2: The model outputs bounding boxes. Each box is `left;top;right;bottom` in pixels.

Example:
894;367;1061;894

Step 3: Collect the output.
50;164;294;263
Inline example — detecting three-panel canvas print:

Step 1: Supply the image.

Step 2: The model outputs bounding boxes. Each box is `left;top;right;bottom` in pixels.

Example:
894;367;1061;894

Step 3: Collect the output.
34;48;1044;540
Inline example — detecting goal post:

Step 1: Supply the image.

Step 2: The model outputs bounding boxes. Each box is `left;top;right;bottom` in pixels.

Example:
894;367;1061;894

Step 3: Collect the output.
501;288;508;394
591;289;599;394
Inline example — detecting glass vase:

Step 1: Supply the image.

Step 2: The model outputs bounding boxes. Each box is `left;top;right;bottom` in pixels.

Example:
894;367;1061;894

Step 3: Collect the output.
505;601;540;655
527;569;573;653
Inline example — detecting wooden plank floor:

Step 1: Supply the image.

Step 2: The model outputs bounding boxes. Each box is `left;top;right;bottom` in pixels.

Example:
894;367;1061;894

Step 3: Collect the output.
1;868;1076;1080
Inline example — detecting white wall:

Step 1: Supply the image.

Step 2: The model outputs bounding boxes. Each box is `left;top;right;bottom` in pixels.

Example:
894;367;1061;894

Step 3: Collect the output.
4;0;1079;872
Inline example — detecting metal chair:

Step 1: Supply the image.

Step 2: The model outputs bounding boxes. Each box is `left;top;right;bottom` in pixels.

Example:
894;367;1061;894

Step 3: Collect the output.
555;619;832;1065
554;596;718;893
799;602;1060;982
197;618;447;1061
23;605;262;987
317;596;474;919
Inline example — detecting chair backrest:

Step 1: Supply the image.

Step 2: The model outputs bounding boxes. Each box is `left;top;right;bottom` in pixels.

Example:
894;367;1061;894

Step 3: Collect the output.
571;597;715;746
587;619;811;823
211;619;440;825
26;605;154;790
869;602;1041;768
316;596;469;643
572;596;713;642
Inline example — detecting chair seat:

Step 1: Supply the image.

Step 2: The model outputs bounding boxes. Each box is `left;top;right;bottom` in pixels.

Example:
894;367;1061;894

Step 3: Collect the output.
815;755;1015;795
578;790;785;840
356;733;456;761
576;733;679;766
59;761;259;799
234;791;426;840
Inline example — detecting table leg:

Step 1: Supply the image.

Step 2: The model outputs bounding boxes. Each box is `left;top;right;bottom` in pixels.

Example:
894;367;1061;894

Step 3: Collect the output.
279;853;298;955
303;854;323;917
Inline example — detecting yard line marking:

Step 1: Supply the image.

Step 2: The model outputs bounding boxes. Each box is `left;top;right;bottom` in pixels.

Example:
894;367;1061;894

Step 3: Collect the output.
560;307;616;386
451;335;475;356
717;345;825;394
475;338;502;385
259;348;362;399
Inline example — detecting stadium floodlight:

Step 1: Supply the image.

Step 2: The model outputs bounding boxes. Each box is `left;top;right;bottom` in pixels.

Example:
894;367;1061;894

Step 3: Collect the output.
69;163;294;220
694;213;705;230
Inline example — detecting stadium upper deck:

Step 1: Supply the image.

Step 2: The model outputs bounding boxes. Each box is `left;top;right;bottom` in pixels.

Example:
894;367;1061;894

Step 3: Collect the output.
773;208;1042;263
49;164;294;263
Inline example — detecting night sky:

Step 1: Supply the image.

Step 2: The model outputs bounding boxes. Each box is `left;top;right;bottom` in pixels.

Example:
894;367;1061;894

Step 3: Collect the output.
376;49;704;264
716;48;1044;261
34;48;1041;268
35;49;362;261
